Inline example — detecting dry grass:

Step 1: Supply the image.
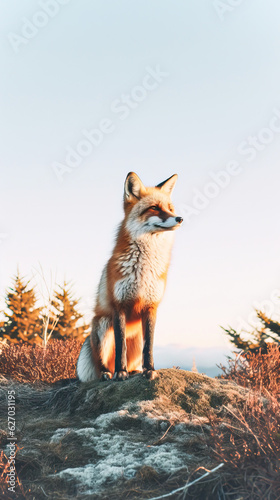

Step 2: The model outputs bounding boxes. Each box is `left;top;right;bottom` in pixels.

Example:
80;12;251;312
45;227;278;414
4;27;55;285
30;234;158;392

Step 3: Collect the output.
0;448;26;500
207;344;280;500
0;341;279;499
219;342;280;396
0;340;81;383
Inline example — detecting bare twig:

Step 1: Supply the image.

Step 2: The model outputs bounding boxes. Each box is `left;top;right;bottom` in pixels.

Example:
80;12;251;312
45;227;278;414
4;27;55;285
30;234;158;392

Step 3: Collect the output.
40;486;49;497
147;423;174;447
32;264;59;347
223;405;266;455
147;463;224;500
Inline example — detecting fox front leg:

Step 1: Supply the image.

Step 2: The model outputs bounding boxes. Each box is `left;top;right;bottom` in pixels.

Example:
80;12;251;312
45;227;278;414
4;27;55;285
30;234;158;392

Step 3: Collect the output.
142;307;158;380
113;310;128;381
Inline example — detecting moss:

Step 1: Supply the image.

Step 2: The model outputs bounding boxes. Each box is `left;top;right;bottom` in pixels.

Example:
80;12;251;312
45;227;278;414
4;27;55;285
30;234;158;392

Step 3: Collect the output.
56;368;247;420
0;369;251;500
209;392;227;409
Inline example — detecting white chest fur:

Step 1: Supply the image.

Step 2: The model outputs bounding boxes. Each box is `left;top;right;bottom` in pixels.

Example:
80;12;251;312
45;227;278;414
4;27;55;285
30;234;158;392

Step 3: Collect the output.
114;232;174;305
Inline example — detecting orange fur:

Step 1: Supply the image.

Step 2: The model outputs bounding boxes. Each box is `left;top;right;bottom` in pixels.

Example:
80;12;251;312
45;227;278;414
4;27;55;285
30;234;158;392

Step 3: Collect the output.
77;172;183;381
91;320;143;377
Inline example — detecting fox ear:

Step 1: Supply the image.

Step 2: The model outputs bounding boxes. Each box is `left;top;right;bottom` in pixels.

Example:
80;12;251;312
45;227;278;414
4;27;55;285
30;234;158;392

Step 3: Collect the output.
124;172;146;202
156;174;178;195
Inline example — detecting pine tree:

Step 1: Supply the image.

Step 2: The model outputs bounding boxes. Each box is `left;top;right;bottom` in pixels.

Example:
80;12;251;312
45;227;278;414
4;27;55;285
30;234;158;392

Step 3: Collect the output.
223;309;280;353
0;273;41;343
48;282;89;342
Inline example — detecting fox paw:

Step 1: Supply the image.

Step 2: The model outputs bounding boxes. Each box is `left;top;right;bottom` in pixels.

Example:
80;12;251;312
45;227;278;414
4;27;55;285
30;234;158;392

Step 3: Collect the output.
100;372;113;381
114;370;128;381
143;369;157;380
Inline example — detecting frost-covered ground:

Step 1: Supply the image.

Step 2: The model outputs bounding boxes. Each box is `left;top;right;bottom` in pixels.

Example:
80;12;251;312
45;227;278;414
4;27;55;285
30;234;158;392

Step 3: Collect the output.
51;403;206;494
0;369;248;499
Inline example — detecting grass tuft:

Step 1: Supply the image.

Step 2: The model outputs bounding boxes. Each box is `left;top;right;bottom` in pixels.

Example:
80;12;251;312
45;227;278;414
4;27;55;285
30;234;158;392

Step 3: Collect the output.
0;340;81;384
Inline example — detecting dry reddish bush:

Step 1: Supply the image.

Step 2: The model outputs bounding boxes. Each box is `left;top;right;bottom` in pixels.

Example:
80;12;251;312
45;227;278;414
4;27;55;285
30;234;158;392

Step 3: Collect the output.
219;343;280;397
0;340;82;383
0;448;26;500
207;343;280;499
209;396;280;499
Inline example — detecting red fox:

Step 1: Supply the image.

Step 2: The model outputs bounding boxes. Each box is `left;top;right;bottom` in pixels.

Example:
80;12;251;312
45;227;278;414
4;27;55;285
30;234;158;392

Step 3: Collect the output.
77;172;183;382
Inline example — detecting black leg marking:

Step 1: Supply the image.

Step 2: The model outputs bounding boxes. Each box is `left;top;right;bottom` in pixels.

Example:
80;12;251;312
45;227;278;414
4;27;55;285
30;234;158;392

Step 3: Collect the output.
113;310;128;380
142;308;157;379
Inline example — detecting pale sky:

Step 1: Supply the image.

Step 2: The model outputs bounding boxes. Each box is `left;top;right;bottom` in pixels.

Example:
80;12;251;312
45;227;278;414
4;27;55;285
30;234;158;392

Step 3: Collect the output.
1;0;280;359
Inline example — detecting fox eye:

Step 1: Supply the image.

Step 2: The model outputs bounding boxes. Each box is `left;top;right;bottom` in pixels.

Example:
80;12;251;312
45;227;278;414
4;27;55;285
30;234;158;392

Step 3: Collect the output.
150;206;158;211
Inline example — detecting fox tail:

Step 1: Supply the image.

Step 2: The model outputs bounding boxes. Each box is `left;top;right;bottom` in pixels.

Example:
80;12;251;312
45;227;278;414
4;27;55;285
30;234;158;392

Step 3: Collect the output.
76;336;97;382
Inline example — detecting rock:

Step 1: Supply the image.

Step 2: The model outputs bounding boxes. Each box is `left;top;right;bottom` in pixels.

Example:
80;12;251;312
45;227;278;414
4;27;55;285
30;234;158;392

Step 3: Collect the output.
0;369;249;499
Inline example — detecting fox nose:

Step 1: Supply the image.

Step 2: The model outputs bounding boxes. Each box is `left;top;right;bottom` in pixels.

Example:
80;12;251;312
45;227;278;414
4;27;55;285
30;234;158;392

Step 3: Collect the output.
175;216;183;224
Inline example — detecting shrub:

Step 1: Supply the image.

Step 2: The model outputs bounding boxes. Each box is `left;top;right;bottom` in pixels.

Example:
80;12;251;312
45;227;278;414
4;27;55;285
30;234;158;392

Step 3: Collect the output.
219;343;280;396
207;343;280;500
223;309;280;353
0;340;82;384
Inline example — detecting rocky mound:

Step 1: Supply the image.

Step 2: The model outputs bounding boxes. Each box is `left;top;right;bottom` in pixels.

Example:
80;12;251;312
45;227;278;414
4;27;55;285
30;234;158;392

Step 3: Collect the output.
0;369;249;499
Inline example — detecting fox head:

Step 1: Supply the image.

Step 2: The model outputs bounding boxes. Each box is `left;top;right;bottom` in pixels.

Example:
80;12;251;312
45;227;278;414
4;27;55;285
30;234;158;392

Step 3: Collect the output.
123;172;183;238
